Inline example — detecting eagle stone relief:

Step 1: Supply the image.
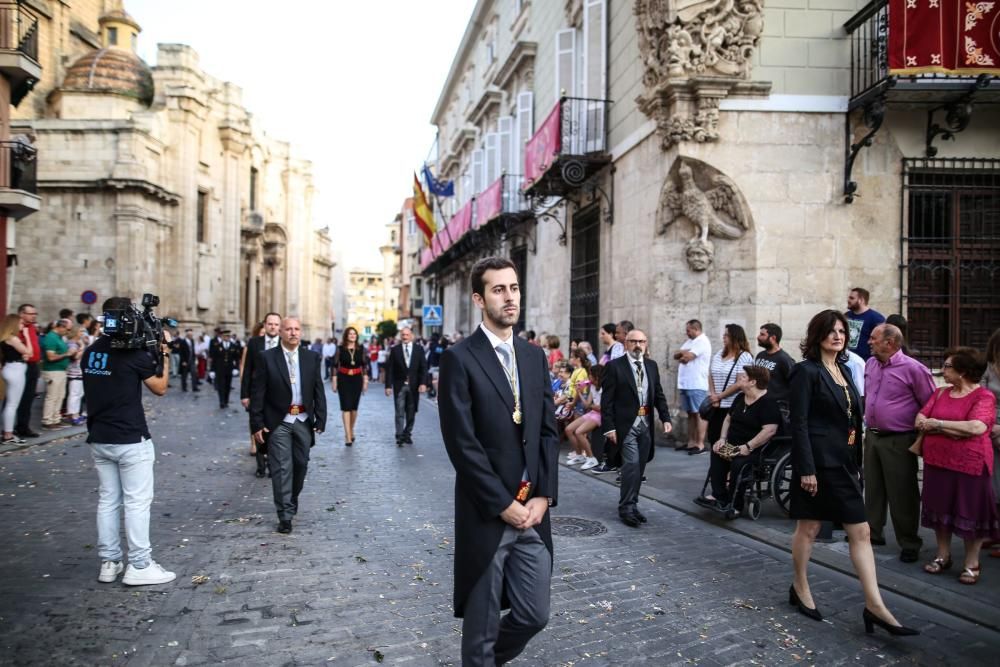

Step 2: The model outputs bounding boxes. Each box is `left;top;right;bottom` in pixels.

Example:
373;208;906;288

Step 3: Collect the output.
656;158;752;271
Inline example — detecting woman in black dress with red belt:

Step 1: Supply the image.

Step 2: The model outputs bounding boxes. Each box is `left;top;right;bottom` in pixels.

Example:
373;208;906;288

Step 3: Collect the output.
331;327;368;446
788;310;917;636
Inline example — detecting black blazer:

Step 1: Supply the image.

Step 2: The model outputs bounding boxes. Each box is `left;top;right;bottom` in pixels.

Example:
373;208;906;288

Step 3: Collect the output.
789;359;864;477
249;346;327;444
240;335;267;400
438;327;559;618
385;343;428;396
601;354;672;463
209;339;240;375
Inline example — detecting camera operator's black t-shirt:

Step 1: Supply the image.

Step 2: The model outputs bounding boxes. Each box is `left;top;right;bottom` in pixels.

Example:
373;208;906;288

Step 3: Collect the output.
82;336;157;444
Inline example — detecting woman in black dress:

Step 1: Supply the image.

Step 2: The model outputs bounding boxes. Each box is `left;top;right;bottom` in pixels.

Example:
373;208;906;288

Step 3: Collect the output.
331;327;368;446
789;310;917;636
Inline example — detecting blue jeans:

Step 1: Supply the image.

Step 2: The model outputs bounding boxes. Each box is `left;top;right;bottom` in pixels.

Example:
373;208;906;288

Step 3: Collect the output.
90;440;156;566
679;389;708;414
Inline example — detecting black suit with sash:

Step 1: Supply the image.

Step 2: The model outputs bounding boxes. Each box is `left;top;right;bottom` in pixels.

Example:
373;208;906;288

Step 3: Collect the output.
788;358;866;524
250;345;327;522
438;327;559;664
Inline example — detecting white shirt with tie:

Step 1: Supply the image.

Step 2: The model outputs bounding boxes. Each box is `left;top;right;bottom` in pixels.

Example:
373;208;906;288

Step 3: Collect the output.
281;344;309;424
264;335;279;350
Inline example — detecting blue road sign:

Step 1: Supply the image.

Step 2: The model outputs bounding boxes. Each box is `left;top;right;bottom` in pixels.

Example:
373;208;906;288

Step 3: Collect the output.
423;304;443;326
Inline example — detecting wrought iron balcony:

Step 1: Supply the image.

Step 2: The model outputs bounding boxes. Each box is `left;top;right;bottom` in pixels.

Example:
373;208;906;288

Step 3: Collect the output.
476;174;530;229
845;0;1000;109
0;2;40;106
0;138;39;218
521;96;610;198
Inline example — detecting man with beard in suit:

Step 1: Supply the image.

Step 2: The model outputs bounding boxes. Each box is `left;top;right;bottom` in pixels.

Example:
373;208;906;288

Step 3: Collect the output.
602;328;672;527
250;317;326;534
241;312;282;477
385;326;427;446
438;256;559;666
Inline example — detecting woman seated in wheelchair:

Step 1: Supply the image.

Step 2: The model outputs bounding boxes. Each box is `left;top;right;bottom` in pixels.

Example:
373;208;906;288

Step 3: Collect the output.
698;366;781;515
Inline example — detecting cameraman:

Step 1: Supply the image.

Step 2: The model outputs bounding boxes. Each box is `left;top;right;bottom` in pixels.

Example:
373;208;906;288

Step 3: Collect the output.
82;297;176;586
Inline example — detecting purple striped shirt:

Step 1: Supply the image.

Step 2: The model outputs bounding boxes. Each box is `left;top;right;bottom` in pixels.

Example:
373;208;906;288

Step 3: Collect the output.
864;350;936;432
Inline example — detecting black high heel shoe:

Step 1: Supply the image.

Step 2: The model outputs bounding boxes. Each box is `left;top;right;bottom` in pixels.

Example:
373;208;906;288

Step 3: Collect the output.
788;585;823;621
863;608;919;636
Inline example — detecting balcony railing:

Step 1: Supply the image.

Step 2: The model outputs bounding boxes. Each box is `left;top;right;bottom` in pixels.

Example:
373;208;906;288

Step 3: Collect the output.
0;139;37;193
845;0;1000;108
0;2;39;62
522;96;610;197
476;173;530;228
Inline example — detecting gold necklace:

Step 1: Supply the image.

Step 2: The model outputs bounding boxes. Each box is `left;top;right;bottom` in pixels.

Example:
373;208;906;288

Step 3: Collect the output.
347;345;356;366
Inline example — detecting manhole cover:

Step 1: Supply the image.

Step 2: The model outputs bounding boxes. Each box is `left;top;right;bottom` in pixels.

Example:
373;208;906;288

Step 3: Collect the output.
550;516;607;537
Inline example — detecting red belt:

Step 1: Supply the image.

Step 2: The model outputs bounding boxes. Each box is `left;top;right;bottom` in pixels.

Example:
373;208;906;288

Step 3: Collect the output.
338;367;363;376
637;406;649;417
288;404;306;415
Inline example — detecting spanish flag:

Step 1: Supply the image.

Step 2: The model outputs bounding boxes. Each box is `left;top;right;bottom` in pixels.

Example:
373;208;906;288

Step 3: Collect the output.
412;173;436;245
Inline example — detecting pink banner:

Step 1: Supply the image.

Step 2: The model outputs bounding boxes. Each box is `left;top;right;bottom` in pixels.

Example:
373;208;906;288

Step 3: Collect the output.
477;177;503;228
449;200;474;243
420;247;434;271
524;101;561;187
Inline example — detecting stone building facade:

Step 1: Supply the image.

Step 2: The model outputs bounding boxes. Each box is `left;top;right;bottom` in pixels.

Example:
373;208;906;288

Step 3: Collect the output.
9;1;333;339
420;0;1000;382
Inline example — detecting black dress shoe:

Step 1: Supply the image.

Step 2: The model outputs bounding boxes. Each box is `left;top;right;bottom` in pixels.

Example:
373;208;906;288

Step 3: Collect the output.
620;514;641;528
255;469;266;478
863;608;919;636
277;520;292;534
634;510;647;523
789;584;823;621
900;549;920;563
404;435;413;444
18;430;40;438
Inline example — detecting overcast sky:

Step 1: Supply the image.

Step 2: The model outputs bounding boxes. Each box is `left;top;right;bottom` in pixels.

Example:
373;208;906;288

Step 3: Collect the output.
129;0;476;272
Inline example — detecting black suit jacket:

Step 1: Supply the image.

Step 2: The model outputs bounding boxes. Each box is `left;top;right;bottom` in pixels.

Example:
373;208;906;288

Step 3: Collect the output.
209;340;240;375
789;359;864;477
385;343;428;396
240;335;269;400
438;327;559;618
601;354;672;464
249;346;327;444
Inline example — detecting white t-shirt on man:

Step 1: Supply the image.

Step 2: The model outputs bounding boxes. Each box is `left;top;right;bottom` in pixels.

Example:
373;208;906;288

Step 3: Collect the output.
677;333;712;391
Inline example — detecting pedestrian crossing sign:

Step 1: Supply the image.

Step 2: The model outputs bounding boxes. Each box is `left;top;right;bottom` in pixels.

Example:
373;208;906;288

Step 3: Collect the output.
423;305;443;326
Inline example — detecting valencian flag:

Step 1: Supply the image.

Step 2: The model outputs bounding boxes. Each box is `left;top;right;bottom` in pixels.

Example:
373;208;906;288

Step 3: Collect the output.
412;173;436;245
422;163;455;197
888;0;1000;75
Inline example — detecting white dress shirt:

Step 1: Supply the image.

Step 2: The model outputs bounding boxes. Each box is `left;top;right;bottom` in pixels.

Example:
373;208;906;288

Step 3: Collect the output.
282;345;309;423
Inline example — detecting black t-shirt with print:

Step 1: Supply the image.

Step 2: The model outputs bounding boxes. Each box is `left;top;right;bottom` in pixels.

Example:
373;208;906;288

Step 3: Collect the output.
82;336;157;444
753;349;796;403
726;393;782;446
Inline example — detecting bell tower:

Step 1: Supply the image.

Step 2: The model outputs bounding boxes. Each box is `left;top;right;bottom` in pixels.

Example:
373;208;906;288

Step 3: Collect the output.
99;1;142;52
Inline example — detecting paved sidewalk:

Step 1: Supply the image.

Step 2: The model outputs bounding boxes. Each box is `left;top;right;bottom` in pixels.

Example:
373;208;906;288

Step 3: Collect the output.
0;387;996;665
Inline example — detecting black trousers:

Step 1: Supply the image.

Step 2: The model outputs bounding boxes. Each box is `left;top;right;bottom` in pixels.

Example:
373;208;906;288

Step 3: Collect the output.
709;449;758;506
394;384;417;439
706;406;731;445
215;371;232;407
179;361;199;391
15;362;39;434
268;420;311;521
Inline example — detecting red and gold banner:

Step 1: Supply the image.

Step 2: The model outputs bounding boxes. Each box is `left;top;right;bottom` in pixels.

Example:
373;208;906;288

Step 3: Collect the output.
476;177;503;228
412;173;436;245
523;101;562;187
889;0;1000;75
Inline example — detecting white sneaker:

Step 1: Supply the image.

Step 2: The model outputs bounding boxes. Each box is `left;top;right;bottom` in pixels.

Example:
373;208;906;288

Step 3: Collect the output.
98;560;124;583
569;454;586;465
565;453;580;464
122;561;176;586
580;457;599;470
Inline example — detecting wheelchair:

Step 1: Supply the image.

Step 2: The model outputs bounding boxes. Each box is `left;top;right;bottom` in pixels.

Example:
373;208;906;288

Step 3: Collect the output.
694;434;793;520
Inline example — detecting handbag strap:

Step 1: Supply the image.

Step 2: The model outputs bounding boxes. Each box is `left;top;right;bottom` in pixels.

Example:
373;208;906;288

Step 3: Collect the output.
720;355;739;391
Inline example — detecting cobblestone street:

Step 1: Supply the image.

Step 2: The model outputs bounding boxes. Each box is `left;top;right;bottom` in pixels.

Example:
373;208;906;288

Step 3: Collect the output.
1;385;998;666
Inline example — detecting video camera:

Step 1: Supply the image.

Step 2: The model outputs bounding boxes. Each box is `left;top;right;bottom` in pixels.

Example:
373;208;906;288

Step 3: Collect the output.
103;294;178;376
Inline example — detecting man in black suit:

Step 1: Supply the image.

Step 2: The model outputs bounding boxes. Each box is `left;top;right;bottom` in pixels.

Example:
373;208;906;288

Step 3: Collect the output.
438;257;559;666
602;328;672;527
209;330;240;409
175;329;199;392
241;313;282;476
384;326;427;446
250;317;326;534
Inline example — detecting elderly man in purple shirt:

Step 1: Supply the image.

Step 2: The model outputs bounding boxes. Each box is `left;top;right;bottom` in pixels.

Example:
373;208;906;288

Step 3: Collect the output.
864;323;936;562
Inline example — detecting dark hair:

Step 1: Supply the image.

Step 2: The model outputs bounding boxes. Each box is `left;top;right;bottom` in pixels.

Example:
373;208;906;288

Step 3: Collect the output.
944;346;987;383
470;256;517;296
885;314;907;336
340;326;360;347
686;319;702;331
102;296;131;311
589;364;605;389
264;311;282;322
547;335;560;350
850;287;871;303
59;308;74;319
760;322;782;343
723;323;751;357
571;347;591;371
743;364;771;389
17;303;35;314
799;310;849;362
618;320;634;333
526;330;536;340
251;322;265;337
986;328;1000;368
601;322;617;336
75;312;92;325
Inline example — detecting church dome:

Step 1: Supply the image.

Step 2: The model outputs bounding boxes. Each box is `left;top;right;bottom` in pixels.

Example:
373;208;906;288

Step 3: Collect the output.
61;47;154;107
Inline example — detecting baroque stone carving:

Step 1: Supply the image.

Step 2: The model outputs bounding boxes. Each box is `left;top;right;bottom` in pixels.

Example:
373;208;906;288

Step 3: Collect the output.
656;158;752;271
634;0;769;149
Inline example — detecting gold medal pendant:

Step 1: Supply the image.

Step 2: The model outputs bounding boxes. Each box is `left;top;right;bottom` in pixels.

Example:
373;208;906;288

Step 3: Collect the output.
512;408;522;424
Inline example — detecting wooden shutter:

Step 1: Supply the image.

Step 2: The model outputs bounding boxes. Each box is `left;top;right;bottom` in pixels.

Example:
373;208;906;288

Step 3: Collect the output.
498;116;513;176
485;131;499;186
516;91;533;177
472;148;485;194
555;29;575;99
